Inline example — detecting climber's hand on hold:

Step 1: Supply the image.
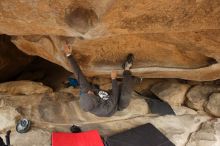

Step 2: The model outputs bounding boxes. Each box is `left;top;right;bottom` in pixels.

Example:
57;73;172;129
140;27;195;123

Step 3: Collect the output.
111;70;117;79
88;90;95;95
63;42;72;57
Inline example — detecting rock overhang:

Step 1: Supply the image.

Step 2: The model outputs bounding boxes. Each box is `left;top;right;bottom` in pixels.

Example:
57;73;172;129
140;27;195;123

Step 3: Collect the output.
0;0;219;81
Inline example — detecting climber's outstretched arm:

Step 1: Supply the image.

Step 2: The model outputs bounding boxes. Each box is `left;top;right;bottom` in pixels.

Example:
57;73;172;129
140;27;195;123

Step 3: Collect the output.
63;43;92;93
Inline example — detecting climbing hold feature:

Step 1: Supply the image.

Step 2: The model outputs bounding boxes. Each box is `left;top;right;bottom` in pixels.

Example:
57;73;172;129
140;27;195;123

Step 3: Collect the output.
65;7;98;33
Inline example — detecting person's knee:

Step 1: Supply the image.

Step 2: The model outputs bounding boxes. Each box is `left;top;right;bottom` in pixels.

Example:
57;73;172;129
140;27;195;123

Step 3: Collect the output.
80;101;92;112
118;97;131;110
79;94;97;112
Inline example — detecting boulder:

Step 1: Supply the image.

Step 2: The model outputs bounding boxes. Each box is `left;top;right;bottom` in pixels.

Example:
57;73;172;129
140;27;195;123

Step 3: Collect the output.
0;91;149;126
36;92;149;125
205;93;220;117
0;107;20;131
0;83;215;146
171;106;197;116
186;85;220;110
0;0;219;36
0;81;53;95
1;129;51;146
83;114;211;146
151;80;190;106
134;78;163;94
186;119;220;146
11;30;220;81
0;1;219;81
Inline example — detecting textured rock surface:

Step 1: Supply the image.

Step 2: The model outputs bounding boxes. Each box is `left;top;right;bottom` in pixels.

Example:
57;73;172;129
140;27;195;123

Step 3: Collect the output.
0;107;20;131
186;85;220;110
11;30;220;81
0;129;51;146
171;106;197;116
0;91;148;125
0;0;219;36
0;0;220;145
0;0;219;81
151;80;190;106
205;93;220;117
0;81;53;95
0;90;212;146
83;115;210;146
186;119;220;146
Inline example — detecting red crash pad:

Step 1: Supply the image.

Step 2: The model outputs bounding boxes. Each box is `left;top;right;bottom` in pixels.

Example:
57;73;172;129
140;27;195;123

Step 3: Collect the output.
52;130;104;146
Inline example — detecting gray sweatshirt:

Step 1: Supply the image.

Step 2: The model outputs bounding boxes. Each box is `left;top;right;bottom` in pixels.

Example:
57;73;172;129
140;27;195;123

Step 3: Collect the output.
67;55;119;117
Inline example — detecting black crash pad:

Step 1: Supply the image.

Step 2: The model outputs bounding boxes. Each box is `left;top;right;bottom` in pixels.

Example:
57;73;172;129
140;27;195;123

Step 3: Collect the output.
105;123;175;146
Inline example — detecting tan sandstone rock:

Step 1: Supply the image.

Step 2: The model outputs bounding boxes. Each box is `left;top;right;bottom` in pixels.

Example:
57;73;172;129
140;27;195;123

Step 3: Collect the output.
151;80;190;106
1;129;51;146
0;85;214;146
83;115;211;146
0;0;218;81
0;81;53;95
0;106;20;131
186;85;220;111
0;1;219;145
11;30;220;81
0;91;148;126
0;0;219;36
171;106;197;116
205;93;220;117
186;119;220;146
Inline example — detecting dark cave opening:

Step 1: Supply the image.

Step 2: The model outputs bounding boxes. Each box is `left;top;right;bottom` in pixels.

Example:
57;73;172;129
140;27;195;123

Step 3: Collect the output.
0;34;72;90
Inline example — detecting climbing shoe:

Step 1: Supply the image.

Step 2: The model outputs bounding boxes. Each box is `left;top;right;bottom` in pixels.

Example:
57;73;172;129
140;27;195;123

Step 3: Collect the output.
122;53;134;70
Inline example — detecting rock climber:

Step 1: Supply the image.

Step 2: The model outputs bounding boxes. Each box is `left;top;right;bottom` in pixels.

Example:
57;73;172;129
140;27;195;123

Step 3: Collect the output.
63;42;135;117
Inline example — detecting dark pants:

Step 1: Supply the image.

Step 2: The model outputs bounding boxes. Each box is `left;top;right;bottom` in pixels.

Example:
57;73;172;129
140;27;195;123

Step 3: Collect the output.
67;55;92;93
68;55;134;111
118;70;134;110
